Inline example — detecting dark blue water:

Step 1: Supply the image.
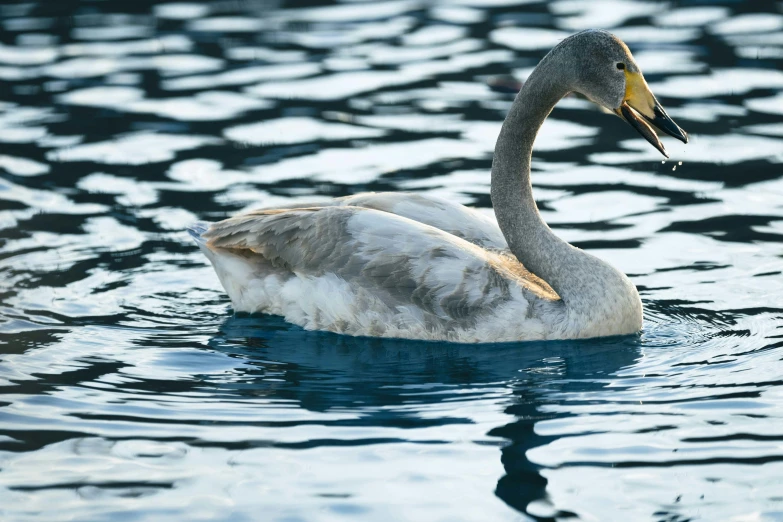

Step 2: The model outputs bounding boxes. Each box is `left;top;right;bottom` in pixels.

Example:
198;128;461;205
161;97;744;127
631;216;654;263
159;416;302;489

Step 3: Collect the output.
1;1;782;520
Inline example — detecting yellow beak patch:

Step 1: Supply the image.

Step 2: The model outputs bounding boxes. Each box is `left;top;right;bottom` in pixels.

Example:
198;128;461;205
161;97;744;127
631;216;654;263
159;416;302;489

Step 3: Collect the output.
623;70;656;119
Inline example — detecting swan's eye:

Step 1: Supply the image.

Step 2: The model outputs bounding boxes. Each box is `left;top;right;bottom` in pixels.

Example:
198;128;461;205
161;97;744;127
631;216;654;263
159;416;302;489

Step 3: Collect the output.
616;63;625;70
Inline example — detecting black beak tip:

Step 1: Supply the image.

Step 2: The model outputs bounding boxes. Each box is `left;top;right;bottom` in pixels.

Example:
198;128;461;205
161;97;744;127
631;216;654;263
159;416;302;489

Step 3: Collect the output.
668;126;688;145
651;103;689;145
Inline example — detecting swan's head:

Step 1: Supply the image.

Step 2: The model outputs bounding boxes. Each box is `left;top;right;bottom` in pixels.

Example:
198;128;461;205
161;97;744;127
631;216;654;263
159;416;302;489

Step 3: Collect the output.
560;30;688;157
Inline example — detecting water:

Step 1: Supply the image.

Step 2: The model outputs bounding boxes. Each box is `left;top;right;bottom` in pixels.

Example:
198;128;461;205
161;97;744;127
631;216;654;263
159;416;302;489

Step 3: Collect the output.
1;0;782;520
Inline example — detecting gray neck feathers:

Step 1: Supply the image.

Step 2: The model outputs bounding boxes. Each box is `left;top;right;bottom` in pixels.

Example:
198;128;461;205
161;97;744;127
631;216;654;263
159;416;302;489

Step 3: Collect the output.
491;48;637;326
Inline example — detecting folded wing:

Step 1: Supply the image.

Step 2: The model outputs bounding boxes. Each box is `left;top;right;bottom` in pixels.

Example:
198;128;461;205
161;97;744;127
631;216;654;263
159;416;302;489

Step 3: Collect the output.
197;205;559;341
245;192;508;251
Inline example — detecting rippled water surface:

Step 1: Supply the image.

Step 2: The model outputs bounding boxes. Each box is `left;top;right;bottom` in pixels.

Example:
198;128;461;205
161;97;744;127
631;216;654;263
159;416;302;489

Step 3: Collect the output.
1;0;783;520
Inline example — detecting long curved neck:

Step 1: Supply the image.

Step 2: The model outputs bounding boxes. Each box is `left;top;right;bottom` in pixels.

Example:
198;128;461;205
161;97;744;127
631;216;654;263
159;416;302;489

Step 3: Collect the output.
491;58;640;333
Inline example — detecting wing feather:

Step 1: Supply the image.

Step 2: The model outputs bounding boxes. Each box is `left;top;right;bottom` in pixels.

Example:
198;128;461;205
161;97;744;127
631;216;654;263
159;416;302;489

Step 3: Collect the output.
202;206;558;327
234;192;508;250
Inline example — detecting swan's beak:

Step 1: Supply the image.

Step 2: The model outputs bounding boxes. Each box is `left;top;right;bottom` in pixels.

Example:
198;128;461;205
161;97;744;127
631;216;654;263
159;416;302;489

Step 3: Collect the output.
614;71;688;158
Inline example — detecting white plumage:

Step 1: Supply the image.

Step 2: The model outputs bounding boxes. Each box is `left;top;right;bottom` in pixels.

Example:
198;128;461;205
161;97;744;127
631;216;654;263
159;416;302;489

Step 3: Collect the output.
191;195;557;342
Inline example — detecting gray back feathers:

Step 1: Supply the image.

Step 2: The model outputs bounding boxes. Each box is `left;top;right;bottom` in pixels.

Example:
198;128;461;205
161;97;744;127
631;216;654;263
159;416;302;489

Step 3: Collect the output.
201;204;559;331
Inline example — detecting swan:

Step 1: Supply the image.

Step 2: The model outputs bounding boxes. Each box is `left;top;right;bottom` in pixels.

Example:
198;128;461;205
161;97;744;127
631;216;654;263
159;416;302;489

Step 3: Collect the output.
189;30;688;343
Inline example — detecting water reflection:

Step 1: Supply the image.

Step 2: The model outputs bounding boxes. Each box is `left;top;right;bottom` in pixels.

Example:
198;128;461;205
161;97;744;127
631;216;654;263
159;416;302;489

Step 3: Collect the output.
215;315;641;402
0;313;643;519
216;317;643;518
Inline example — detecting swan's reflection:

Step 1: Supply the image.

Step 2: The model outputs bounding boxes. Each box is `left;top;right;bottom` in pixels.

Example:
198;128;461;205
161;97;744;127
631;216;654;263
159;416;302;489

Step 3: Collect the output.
210;314;642;518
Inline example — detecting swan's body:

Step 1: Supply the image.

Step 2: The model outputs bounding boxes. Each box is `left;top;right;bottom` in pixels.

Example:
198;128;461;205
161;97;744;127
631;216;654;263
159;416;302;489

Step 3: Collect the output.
191;30;687;343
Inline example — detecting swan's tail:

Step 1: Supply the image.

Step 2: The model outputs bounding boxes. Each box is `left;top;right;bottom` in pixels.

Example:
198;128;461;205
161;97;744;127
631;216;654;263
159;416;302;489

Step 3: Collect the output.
187;220;263;311
188;221;219;263
187;221;211;246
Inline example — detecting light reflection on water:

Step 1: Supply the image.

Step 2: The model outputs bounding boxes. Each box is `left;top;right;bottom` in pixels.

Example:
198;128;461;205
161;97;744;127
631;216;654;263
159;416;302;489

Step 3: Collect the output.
1;0;783;520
